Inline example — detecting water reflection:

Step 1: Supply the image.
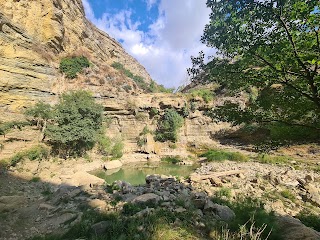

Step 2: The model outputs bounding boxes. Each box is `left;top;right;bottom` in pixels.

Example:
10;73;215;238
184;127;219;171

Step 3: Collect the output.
92;162;196;185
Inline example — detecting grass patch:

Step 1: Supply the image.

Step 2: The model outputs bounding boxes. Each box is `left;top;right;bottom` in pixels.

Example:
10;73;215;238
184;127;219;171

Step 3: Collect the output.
31;176;41;182
200;149;249;162
5;145;49;167
296;210;320;232
280;189;296;202
256;154;291;164
211;196;282;240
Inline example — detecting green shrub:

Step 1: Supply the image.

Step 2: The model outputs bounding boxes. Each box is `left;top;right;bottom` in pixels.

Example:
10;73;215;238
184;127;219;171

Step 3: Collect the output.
296;210;320;232
161;156;181;164
7;145;49;167
111;138;124;159
256;154;291;164
155;109;184;142
0;121;30;137
216;187;232;199
26;145;50;160
97;135;113;155
149;107;159;118
111;62;124;70
60;56;90;79
280;190;296;201
190;89;214;103
98;135;124;159
200;149;249;162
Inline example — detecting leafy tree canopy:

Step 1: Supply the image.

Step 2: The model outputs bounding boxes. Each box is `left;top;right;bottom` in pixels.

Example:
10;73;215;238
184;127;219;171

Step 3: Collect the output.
46;90;104;156
189;0;320;131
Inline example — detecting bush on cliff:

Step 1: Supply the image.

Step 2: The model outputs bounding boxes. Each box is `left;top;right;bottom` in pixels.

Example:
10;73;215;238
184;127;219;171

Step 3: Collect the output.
155;109;184;142
60;56;90;79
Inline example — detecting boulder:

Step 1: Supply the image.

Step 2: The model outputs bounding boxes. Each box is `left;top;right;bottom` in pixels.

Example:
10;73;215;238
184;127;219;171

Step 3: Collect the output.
304;184;320;207
277;215;320;240
63;171;105;187
132;193;160;205
104;160;123;170
203;200;235;221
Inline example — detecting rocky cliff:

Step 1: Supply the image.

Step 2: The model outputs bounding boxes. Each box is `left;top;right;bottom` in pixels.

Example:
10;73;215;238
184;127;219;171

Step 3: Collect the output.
0;0;230;157
0;0;152;120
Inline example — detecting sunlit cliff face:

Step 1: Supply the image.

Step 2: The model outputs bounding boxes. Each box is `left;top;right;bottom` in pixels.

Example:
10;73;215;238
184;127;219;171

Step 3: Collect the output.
0;0;65;52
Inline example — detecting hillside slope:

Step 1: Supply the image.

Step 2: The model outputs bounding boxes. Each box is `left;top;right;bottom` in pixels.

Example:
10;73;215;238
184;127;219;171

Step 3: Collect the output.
0;0;152;121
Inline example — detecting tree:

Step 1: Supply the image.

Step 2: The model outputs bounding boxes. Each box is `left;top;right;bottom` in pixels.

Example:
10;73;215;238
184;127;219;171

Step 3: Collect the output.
46;90;103;157
25;102;52;140
190;0;320;130
155;109;184;142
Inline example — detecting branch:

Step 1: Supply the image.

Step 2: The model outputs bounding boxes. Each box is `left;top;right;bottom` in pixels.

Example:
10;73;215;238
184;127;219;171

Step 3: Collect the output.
278;16;311;74
253;53;305;78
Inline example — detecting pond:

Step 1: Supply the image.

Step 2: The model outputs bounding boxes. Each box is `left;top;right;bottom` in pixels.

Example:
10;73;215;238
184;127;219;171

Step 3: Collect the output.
91;162;197;185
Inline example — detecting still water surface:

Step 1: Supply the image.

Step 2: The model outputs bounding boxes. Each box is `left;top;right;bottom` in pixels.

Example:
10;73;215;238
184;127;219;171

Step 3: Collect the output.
92;162;196;185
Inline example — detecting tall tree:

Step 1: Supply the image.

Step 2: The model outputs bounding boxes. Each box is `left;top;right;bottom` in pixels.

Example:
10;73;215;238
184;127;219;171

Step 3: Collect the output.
46;90;103;157
191;0;320;130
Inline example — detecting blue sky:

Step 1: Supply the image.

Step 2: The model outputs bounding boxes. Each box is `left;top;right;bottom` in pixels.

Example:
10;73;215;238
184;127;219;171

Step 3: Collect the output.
83;0;215;88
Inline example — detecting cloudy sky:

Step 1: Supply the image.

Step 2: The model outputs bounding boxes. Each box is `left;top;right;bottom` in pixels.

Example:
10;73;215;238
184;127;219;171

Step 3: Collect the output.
83;0;215;88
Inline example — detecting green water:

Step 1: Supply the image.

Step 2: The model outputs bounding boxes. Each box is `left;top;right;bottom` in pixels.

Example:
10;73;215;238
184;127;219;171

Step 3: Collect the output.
92;162;196;185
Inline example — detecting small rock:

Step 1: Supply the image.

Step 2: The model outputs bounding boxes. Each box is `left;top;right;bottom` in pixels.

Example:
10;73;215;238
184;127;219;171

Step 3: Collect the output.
175;207;186;213
305;175;314;183
210;177;223;187
39;203;55;211
237;173;245;179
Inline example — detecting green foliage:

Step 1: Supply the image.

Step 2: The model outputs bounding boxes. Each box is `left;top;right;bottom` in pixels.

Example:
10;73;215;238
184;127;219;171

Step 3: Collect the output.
200;149;249;162
212;197;281;240
189;89;214;103
161;156;181;164
111;61;150;92
149;107;159;118
296;210;320;232
111;62;124;70
215;187;232;199
46;90;103;157
190;0;320;134
155;109;184;142
0;121;30;136
97;135;124;159
6;145;49;167
256;154;291;164
97;135;113;156
25;102;52;130
137;126;151;147
60;56;90;79
111;137;124;159
280;190;296;202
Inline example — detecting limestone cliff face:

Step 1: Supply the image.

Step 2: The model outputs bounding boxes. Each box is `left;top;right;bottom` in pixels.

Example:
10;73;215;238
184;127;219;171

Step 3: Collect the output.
0;0;151;120
0;0;228;156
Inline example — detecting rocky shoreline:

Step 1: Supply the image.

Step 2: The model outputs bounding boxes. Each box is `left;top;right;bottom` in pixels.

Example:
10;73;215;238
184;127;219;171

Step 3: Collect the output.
1;157;320;239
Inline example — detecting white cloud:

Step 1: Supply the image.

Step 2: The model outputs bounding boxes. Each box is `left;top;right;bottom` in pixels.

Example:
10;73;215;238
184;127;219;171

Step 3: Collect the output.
146;0;158;10
83;0;215;88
